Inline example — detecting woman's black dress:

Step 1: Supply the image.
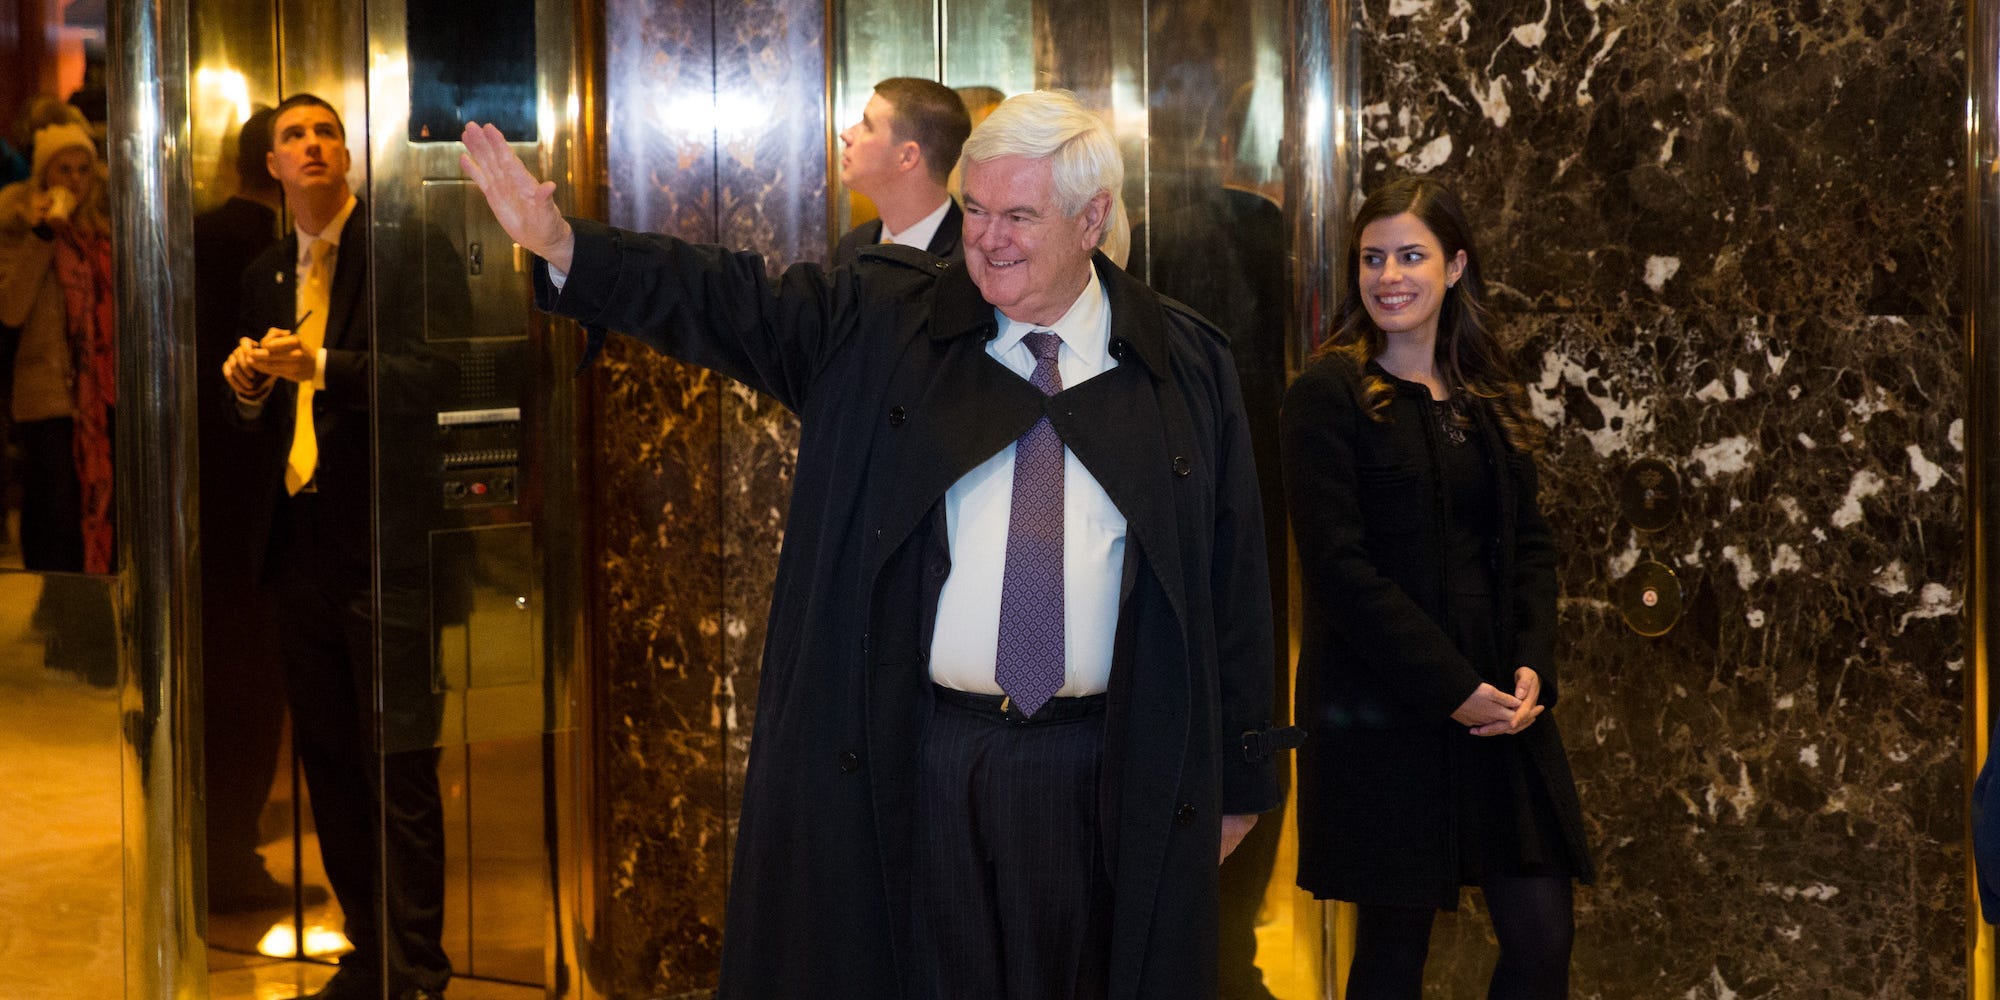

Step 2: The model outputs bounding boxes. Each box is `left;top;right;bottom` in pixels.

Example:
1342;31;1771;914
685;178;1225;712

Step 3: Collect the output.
1431;396;1578;882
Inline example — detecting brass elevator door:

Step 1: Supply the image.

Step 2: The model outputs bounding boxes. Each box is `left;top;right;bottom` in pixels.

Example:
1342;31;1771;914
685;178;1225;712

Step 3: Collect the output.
187;0;587;993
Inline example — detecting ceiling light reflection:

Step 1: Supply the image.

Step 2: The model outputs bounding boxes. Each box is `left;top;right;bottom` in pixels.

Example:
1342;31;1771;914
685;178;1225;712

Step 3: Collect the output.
256;920;352;959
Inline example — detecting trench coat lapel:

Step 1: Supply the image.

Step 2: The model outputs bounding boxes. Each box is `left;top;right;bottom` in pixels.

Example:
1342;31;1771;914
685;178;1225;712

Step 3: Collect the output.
1047;256;1188;632
867;255;1190;633
867;265;1045;576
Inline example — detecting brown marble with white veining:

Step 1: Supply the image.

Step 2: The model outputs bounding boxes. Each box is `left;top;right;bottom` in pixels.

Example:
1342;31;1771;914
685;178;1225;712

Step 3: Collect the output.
593;0;825;995
1358;1;1965;994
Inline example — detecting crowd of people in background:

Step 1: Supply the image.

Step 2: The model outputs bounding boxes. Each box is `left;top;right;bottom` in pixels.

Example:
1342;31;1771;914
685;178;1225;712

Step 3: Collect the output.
0;81;118;687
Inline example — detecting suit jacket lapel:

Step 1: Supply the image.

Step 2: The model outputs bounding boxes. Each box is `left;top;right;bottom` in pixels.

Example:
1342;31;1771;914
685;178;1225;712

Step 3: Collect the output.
324;200;368;350
925;201;963;260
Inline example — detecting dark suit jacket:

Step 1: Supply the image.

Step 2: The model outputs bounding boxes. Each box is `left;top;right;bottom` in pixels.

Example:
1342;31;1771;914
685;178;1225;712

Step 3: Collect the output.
196;196;280;570
542;221;1280;1000
234;201;375;584
1282;353;1593;907
831;199;962;268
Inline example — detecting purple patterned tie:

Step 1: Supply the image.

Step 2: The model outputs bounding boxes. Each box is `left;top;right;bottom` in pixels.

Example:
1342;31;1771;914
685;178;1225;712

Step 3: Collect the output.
996;331;1066;718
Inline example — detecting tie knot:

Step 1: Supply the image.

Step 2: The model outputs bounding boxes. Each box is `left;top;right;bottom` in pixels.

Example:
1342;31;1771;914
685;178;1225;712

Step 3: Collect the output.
1024;330;1061;363
304;239;332;273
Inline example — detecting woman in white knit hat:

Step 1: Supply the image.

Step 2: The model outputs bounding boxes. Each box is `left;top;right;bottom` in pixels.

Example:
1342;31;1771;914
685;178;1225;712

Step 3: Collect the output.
0;121;115;576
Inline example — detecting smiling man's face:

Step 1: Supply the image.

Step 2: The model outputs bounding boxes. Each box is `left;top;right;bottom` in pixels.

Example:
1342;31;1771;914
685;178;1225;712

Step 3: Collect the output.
960;154;1107;327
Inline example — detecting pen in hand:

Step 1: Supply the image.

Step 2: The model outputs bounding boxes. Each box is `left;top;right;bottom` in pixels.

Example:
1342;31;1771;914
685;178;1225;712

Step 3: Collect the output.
247;309;311;389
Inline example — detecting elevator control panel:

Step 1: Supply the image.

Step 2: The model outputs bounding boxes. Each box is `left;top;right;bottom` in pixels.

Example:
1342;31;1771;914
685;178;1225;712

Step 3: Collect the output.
439;407;522;508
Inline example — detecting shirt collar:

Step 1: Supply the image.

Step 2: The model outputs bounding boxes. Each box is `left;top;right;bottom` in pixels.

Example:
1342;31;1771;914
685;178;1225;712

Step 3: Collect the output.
881;196;954;252
991;266;1110;368
297;194;359;265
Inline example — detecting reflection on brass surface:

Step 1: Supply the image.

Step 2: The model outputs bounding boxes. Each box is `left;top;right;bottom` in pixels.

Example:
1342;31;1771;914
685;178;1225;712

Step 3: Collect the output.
113;0;205;988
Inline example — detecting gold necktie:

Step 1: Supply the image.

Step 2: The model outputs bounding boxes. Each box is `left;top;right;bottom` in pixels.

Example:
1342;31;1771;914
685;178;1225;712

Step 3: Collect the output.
284;240;333;495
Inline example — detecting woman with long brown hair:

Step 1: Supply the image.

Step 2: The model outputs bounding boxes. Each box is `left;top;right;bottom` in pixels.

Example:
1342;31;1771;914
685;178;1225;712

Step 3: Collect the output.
1283;176;1591;997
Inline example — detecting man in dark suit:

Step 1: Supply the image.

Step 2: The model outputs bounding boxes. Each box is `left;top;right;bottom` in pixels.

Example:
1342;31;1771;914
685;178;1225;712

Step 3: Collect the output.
221;93;451;1000
832;77;971;267
464;89;1297;999
194;104;332;916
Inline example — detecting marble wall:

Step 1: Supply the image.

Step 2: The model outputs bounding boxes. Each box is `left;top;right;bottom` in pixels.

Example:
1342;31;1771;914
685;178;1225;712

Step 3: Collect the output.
1357;0;1966;994
595;0;823;994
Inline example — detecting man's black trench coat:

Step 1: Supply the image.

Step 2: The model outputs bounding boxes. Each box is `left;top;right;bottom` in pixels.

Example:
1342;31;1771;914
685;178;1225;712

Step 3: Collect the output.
541;219;1283;999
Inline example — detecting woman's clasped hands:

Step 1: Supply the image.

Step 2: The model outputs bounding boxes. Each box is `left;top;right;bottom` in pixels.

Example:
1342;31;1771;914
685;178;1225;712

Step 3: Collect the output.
1450;666;1544;737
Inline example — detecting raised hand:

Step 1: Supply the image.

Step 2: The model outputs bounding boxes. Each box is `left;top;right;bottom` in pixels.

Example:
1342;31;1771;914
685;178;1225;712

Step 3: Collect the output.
459;121;575;273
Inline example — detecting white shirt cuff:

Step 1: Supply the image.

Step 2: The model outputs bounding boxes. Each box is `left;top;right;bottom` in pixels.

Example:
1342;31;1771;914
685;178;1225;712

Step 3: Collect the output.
313;348;328;390
547;263;568;291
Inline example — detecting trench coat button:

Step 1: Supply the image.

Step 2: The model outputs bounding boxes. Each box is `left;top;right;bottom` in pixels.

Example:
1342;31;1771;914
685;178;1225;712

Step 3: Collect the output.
839;751;860;773
888;405;907;427
1175;803;1196;826
1109;339;1128;360
1172;456;1191;477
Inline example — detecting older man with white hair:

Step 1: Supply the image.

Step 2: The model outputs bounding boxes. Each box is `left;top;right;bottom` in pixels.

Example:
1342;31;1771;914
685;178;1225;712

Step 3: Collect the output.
460;89;1293;1000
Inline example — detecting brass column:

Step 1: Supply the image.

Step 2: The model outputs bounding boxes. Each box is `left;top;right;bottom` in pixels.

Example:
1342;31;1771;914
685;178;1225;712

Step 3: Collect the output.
1284;0;1358;995
109;0;204;995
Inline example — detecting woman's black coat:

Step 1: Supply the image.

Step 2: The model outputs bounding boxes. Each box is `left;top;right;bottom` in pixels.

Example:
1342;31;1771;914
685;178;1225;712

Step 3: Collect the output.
1281;352;1591;908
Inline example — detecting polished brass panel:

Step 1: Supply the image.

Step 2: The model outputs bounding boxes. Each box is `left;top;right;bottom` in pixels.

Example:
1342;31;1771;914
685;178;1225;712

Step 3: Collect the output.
189;0;278;212
109;0;204;994
941;0;1033;100
362;0;587;991
1282;3;1359;991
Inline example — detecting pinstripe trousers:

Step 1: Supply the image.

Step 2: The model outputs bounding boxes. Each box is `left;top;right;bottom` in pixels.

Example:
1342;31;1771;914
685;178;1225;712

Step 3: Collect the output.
910;686;1113;1000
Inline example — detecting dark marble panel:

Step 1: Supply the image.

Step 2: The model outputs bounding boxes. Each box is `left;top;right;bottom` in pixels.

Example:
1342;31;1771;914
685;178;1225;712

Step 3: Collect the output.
711;0;826;852
594;0;828;994
1357;0;1963;318
587;340;729;994
1414;310;1963;996
595;0;733;993
606;0;722;242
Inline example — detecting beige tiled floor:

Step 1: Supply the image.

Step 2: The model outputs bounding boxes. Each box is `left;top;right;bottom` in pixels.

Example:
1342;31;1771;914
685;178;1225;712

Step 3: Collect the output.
0;569;124;999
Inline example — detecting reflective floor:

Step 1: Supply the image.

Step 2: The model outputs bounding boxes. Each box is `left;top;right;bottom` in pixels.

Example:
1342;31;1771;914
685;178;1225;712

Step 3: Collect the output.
0;541;123;999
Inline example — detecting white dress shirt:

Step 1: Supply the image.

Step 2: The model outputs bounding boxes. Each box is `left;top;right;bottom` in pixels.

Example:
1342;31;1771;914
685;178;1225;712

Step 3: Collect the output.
928;268;1128;697
880;196;953;252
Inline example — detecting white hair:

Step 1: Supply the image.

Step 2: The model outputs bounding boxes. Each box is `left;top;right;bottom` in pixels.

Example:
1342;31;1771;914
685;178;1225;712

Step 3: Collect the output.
961;89;1131;265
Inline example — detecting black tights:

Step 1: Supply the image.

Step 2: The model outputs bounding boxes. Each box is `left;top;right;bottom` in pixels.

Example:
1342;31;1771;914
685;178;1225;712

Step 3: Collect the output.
1346;874;1573;1000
